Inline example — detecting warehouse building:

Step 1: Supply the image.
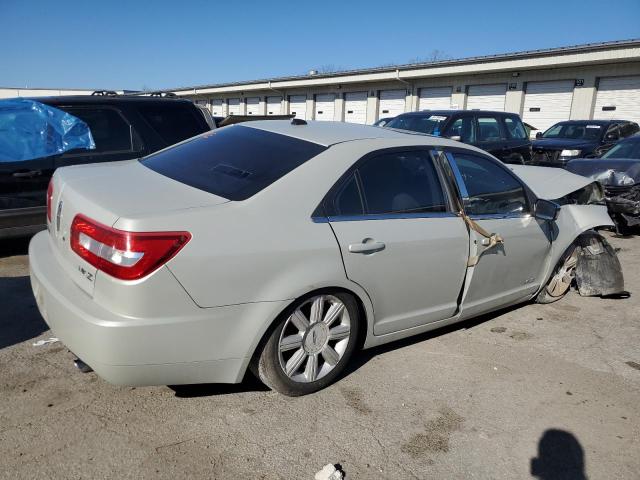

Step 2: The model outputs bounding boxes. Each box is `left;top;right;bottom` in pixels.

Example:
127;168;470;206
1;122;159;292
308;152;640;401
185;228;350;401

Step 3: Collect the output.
165;39;640;132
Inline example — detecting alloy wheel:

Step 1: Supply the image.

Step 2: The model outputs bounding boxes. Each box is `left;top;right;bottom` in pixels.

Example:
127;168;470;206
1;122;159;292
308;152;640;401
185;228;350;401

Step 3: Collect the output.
277;294;351;383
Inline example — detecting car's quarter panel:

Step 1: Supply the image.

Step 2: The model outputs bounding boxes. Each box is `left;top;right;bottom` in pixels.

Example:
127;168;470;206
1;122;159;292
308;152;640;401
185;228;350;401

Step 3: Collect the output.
30;230;289;385
330;216;469;335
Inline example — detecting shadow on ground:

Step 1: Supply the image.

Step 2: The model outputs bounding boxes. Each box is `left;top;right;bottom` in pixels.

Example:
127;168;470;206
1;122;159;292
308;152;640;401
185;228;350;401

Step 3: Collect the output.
0;237;30;258
169;374;270;397
0;275;48;349
169;303;523;398
342;302;523;381
531;429;587;480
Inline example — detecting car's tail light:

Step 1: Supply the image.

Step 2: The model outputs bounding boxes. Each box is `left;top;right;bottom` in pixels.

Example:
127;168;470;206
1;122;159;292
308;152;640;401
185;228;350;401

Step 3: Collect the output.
46;180;54;222
70;214;191;281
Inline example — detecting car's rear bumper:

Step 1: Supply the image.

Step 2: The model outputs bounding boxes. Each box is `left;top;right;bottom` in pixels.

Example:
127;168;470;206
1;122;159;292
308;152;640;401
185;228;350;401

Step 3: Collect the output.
29;231;287;386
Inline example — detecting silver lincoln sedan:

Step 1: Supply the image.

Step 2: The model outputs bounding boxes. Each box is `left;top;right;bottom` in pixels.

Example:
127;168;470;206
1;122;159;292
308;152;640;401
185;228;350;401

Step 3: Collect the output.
29;120;623;396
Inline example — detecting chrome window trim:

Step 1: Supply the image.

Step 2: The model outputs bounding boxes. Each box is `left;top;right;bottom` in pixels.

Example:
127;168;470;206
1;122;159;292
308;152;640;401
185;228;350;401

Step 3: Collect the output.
468;212;532;220
312;211;458;223
443;151;469;199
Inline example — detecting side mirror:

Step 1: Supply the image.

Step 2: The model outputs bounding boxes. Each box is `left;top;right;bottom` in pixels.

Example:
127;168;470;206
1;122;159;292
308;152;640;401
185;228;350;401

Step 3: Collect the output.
535;131;543;139
534;199;560;222
448;135;462;142
605;133;619;142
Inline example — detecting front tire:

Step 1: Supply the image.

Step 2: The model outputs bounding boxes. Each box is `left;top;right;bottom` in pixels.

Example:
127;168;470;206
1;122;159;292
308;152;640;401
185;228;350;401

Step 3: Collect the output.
255;291;360;396
536;243;579;304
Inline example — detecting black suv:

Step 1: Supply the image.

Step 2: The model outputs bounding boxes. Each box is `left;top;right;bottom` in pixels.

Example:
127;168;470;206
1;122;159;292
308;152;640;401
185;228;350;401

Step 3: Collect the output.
385;110;532;164
0;94;210;238
531;119;640;167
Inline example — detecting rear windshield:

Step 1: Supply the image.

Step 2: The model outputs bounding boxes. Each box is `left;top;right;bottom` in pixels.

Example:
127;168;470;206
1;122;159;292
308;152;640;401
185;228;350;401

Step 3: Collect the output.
140;125;326;200
386;114;449;135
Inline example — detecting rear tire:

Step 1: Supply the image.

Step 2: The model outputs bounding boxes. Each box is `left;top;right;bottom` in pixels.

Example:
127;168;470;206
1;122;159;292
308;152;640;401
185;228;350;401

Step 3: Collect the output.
255;291;360;396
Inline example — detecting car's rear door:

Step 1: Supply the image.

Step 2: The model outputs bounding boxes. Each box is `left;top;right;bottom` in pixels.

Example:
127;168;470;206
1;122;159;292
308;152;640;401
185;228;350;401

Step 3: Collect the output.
446;150;552;318
325;149;469;335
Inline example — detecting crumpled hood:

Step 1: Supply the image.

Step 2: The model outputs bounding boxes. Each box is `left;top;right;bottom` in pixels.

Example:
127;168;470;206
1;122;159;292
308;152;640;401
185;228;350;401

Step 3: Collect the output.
532;138;597;150
508;164;595;199
566;158;640;186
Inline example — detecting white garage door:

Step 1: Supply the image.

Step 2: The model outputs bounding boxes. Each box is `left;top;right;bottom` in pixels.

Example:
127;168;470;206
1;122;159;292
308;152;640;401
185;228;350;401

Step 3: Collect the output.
246;97;261;116
418;87;453;110
267;96;282;115
289;95;307;119
211;99;223;116
379;89;406;118
344;92;367;124
467;84;507;111
523;80;575;135
315;94;335;121
594;76;640;125
228;98;241;116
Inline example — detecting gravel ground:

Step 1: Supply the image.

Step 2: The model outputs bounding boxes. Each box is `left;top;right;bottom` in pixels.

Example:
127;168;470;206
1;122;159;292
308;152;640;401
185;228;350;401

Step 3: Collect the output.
1;232;638;479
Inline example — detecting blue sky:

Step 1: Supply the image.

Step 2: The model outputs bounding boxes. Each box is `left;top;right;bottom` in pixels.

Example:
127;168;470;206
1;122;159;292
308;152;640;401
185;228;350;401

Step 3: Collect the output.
2;0;639;91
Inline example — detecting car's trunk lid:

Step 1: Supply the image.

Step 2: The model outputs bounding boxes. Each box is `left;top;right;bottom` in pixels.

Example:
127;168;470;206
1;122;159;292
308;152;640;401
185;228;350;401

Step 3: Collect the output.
49;159;229;296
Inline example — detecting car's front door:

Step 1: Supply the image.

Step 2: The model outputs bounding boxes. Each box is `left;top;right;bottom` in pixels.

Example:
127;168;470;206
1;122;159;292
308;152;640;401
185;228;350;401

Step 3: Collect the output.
325;149;469;335
501;116;532;164
447;151;552;318
474;115;508;161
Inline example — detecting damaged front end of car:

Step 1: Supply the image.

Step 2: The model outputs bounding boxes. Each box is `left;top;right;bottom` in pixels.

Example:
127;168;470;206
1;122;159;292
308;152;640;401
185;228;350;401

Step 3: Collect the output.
566;158;640;235
510;165;626;299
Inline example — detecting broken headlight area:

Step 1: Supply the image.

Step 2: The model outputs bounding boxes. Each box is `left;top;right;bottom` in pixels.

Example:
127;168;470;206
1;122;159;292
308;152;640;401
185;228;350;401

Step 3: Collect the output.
553;181;605;206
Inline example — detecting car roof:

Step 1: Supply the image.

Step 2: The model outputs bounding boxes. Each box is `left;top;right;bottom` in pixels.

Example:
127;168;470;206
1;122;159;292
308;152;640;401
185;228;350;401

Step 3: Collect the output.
240;120;438;146
27;95;195;106
397;109;515;117
552;119;618;126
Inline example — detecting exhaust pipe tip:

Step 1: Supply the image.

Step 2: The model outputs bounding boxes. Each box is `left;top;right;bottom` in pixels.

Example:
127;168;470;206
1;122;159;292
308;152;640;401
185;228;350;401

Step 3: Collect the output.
73;358;93;373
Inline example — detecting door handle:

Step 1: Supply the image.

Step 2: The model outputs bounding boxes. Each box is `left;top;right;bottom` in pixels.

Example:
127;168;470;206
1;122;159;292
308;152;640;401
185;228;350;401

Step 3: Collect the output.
348;239;386;254
12;169;42;178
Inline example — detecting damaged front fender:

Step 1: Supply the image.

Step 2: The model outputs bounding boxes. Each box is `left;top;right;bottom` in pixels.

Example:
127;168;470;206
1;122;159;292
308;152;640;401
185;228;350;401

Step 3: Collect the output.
539;205;625;298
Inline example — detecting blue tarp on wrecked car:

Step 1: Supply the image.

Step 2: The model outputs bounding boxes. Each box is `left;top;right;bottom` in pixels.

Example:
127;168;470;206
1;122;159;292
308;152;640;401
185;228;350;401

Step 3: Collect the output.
0;98;95;162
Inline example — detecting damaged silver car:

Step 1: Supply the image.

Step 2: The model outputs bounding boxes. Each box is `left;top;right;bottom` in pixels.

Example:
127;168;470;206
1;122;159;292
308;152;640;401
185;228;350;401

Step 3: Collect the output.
567;135;640;235
30;122;625;395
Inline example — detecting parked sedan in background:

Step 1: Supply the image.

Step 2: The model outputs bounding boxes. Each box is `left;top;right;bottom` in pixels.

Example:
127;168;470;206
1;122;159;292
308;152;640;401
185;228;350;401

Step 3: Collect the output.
532;119;639;167
373;116;395;127
567;134;640;235
385;110;532;164
30;120;623;396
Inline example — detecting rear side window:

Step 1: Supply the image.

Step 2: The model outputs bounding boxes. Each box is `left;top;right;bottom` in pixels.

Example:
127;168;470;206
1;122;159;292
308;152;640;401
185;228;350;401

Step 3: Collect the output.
504;117;528;140
139;105;208;145
359;151;446;214
141;125;326;200
327;150;447;217
63;107;133;153
452;152;529;216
